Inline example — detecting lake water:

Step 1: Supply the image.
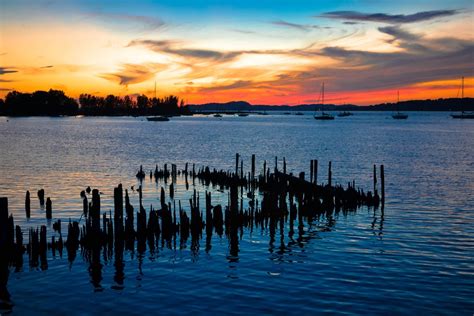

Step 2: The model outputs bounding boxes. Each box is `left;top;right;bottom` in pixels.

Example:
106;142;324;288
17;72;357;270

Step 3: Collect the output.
0;112;473;315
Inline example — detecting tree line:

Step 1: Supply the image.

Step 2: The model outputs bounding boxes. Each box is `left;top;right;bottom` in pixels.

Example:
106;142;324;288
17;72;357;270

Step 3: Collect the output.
0;89;189;116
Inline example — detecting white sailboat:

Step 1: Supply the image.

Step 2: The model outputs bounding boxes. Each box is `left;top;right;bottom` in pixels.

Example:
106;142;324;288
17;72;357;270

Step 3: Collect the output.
451;77;473;119
392;90;408;119
314;82;334;120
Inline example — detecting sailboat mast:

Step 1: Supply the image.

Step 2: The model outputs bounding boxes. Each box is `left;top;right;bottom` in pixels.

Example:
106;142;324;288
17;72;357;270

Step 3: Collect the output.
322;82;325;106
462;76;464;99
154;81;157;99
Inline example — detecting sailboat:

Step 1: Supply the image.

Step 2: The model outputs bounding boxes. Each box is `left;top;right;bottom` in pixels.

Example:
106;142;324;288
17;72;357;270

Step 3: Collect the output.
314;82;335;120
392;90;408;119
337;111;353;117
451;77;474;119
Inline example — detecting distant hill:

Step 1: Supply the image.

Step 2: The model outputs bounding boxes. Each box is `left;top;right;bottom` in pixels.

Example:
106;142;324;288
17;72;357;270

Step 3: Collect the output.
189;98;474;112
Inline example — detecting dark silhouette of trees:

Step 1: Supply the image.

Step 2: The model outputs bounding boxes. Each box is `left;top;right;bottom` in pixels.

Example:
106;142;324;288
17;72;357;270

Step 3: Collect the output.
0;89;189;116
2;90;78;116
78;93;188;116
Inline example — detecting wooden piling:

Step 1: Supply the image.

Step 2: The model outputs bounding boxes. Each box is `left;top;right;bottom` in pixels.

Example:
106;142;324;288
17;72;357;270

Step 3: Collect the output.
314;159;318;184
310;160;314;183
235;153;239;176
373;164;377;194
114;184;123;226
25;191;31;218
0;198;8;252
380;164;385;206
328;161;332;187
251;154;255;183
46;197;52;219
37;189;45;206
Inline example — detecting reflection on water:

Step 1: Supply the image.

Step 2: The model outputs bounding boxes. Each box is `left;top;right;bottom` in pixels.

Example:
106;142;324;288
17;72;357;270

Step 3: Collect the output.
0;113;473;314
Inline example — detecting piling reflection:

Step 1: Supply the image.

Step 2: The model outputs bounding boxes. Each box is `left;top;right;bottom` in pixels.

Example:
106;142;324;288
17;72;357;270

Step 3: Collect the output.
0;157;384;305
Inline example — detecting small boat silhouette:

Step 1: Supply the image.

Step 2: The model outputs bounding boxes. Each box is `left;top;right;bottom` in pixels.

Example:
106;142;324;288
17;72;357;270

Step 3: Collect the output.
337;111;353;117
392;91;408;119
314;82;335;120
451;78;473;119
147;116;170;121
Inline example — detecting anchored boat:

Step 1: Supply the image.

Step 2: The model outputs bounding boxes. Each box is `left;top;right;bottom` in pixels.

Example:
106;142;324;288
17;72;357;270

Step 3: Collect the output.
451;77;473;119
147;116;170;121
392;91;408;120
314;82;335;120
337;111;353;117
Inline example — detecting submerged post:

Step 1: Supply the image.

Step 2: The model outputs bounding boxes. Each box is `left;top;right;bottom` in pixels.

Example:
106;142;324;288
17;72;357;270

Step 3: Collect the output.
25;191;31;218
37;189;45;206
0;198;8;251
328;161;332;187
114;184;123;226
235;153;239;177
373;164;377;194
380;165;385;207
46;197;52;219
251;154;256;180
314;159;318;184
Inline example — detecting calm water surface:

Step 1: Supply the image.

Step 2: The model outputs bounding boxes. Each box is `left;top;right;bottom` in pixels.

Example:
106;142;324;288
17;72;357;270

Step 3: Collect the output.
0;112;473;315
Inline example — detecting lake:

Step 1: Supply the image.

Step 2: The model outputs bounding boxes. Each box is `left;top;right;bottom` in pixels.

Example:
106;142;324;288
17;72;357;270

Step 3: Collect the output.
0;112;473;315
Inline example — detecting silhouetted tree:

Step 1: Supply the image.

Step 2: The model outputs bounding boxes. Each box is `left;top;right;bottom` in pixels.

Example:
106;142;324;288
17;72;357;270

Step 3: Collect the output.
1;89;186;116
3;89;78;116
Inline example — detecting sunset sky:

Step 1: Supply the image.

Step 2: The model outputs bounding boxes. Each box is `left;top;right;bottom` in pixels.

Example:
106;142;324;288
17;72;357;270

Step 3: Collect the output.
0;0;473;105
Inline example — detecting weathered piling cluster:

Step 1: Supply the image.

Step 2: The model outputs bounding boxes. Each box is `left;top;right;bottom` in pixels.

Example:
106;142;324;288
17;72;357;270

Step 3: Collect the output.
0;155;385;274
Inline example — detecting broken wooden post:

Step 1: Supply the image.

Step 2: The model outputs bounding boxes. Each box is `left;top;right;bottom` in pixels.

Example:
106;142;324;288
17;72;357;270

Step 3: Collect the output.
235;153;239;176
114;184;123;227
380;164;385;207
251;154;255;183
46;197;52;219
314;159;318;184
373;164;377;194
0;198;8;252
37;189;45;206
25;191;31;218
310;160;314;183
328;161;332;187
91;189;101;232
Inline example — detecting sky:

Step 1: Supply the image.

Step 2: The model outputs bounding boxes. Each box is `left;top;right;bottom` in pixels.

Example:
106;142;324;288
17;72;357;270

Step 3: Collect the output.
0;0;473;105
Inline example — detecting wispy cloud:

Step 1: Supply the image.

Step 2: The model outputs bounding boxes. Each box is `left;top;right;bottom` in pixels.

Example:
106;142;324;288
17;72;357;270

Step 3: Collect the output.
0;67;17;75
87;13;166;31
320;10;459;24
128;40;242;62
230;29;257;34
100;63;166;86
271;20;331;32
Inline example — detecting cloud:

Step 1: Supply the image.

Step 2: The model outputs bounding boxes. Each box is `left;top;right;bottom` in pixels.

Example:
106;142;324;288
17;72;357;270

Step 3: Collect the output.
100;63;166;86
88;13;166;31
271;20;331;32
0;67;17;75
378;26;421;42
128;39;242;62
198;80;255;92
230;29;257;34
271;20;312;32
320;10;459;24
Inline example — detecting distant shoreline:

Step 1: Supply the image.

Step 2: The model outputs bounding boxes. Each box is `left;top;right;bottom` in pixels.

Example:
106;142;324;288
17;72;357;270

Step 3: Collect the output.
189;98;474;113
